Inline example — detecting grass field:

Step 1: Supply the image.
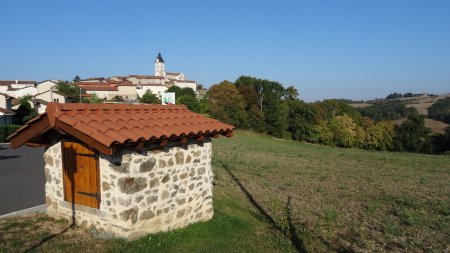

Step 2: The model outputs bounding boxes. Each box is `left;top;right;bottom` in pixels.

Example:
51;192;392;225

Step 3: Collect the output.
1;131;449;252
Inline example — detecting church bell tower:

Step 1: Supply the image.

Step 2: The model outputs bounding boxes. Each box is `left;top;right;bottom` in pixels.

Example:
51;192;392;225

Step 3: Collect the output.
155;52;166;77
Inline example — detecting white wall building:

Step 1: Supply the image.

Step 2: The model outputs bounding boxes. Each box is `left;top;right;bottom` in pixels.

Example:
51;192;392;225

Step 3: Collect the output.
35;90;67;103
79;85;119;100
127;75;166;86
0;108;14;125
37;80;58;93
6;86;38;98
137;84;168;99
0;80;36;93
174;80;197;91
0;93;13;110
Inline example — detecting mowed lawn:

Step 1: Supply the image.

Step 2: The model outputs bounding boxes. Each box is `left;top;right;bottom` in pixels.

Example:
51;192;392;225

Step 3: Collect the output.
1;131;449;252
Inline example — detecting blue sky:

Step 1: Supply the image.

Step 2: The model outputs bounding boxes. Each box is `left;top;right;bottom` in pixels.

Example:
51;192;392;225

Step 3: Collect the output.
0;0;449;101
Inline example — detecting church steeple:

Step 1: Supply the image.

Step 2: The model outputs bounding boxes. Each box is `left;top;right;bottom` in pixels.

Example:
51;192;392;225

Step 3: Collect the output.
155;52;166;77
155;52;165;63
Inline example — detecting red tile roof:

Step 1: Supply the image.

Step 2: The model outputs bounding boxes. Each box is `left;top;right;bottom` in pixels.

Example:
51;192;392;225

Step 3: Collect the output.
78;85;118;91
128;75;165;79
0;107;14;114
74;82;110;86
174;80;196;83
8;103;234;155
166;72;182;76
116;81;134;86
0;80;36;86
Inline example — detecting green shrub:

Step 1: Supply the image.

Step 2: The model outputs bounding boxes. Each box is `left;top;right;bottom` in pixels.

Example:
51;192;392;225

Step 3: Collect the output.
428;97;450;123
0;125;21;142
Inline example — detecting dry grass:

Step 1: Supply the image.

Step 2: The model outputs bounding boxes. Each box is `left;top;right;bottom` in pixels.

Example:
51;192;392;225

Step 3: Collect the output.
0;214;119;253
392;118;449;134
213;131;450;252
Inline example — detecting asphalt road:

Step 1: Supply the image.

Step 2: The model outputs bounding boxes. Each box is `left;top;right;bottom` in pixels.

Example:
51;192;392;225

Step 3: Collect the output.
0;144;45;215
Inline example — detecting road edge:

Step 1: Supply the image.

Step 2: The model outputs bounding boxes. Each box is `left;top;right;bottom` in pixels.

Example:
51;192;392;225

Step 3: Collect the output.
0;204;47;218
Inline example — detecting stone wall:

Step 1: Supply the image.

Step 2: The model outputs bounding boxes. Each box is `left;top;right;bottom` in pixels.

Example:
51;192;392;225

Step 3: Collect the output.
44;138;214;239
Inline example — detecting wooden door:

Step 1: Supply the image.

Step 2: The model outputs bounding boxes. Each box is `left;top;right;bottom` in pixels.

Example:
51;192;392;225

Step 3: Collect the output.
62;141;100;209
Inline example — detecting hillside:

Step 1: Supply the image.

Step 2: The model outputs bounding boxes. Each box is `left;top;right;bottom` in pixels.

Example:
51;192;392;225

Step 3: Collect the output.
1;131;449;252
351;93;450;133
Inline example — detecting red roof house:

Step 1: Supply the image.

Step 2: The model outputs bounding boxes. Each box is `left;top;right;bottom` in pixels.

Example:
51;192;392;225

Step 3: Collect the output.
9;103;233;239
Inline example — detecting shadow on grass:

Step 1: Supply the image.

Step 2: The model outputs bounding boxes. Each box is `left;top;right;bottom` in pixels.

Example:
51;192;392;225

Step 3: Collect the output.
286;196;308;253
221;161;307;253
23;224;74;253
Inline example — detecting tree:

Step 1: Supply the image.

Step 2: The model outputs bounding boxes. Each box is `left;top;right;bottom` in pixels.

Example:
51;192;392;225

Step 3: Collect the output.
432;126;450;154
167;86;196;98
386;92;403;99
139;90;160;104
112;95;124;102
207;81;248;128
56;80;81;102
309;123;333;145
394;114;433;153
328;114;357;147
73;75;81;83
283;86;299;100
197;98;209;114
358;117;395;150
14;98;37;125
428;97;450;124
313;99;362;124
177;94;199;112
285;99;316;141
86;94;103;104
357;101;417;121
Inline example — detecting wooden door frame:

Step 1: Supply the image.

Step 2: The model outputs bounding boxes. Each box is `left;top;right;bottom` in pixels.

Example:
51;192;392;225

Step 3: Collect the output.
61;140;101;209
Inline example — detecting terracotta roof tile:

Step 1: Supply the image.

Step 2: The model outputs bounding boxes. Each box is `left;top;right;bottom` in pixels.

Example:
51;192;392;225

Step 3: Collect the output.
0;80;36;86
0;107;14;114
9;102;234;154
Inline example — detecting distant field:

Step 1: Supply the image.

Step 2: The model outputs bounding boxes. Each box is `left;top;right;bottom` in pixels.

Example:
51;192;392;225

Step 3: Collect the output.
392;117;449;134
1;131;449;252
351;93;450;133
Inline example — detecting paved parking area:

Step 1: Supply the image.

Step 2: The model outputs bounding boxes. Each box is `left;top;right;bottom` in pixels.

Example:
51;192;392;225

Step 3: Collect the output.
0;144;45;215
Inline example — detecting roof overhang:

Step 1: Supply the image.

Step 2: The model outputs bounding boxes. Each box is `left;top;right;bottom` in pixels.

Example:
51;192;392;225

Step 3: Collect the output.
8;102;234;155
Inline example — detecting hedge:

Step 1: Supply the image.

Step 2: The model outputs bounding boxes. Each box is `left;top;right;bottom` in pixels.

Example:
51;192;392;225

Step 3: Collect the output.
0;125;21;143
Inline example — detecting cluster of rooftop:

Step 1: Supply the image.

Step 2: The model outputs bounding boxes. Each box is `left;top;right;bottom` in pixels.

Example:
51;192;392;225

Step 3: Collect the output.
0;53;200;124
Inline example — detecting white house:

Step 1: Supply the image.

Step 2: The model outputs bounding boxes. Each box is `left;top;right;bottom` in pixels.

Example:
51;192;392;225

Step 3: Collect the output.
37;80;58;93
79;85;119;100
111;80;137;100
0;80;36;93
6;86;38;98
0;108;14;125
35;90;67;103
174;80;198;91
137;84;168;99
127;75;166;86
0;93;13;110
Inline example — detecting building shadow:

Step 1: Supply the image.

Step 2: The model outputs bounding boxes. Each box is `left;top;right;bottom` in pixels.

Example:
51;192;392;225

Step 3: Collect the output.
220;161;307;253
0;155;20;160
23;223;74;253
23;145;78;252
286;196;307;253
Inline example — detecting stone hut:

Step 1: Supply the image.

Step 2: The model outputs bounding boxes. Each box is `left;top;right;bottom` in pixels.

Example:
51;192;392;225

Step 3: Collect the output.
8;103;233;239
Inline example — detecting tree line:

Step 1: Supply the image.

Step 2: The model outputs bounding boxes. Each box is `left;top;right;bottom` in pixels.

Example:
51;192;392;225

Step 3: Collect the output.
206;76;450;155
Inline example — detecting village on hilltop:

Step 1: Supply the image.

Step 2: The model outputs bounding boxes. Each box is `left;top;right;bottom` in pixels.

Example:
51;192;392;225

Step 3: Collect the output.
0;53;202;125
